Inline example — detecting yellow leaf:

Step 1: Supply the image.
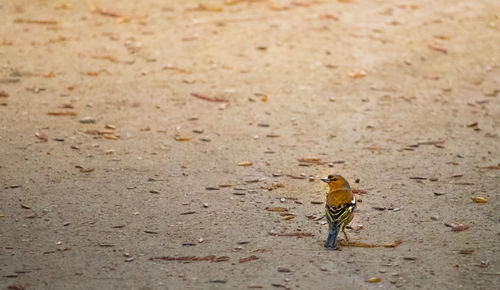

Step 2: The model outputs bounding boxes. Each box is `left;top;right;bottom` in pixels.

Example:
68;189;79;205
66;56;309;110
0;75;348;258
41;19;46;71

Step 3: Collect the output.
471;197;487;203
237;161;252;166
366;277;381;283
175;136;191;142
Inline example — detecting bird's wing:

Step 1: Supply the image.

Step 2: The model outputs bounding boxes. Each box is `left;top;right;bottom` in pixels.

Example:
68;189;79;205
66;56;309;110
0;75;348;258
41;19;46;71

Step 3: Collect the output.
325;198;356;227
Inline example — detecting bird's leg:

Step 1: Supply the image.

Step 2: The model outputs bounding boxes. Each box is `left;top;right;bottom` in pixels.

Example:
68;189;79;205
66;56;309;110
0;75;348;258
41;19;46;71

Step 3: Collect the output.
342;227;349;242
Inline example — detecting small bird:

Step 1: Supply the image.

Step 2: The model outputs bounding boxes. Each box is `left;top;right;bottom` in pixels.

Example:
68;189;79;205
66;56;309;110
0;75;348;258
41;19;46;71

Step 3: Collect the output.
321;174;356;250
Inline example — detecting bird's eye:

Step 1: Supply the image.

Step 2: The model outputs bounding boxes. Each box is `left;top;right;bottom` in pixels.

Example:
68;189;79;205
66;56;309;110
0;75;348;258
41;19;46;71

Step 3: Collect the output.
333;178;338;181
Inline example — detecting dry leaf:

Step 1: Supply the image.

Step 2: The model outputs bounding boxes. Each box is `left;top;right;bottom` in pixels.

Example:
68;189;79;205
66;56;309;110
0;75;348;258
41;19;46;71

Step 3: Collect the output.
366;277;381;283
43;71;55;78
174;136;191;142
348;71;367;79
265;207;287;212
237;161;252;166
0;91;8;98
239;255;259;263
352;189;368;194
478;163;500;170
14;18;58;25
428;45;447;54
91;55;119;63
471;197;487;203
269;232;314;237
47;112;77;116
150;255;230;262
384;239;403;248
191;92;227;103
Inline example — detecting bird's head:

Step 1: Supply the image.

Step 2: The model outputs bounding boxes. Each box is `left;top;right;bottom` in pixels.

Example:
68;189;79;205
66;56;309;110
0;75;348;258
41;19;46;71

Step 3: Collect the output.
321;174;350;190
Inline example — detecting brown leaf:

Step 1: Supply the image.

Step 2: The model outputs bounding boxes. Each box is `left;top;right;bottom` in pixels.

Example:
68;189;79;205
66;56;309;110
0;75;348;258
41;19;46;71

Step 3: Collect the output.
191;92;227;103
269;232;314;237
150;255;229;262
174;136;191;142
478;163;500;170
47;112;77;116
428;45;447;54
265;207;287;212
239;255;259;263
14;18;58;25
79;168;94;173
91;55;119;63
0;91;8;98
459;249;474;255
384;239;403;248
352;189;367;194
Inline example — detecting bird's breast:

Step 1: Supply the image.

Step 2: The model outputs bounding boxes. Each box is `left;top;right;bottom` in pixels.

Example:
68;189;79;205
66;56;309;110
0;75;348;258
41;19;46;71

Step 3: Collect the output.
326;189;354;206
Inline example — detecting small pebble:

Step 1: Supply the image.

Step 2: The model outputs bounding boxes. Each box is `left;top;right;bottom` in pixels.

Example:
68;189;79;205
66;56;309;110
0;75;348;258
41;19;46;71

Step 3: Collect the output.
277;267;291;273
79;117;96;124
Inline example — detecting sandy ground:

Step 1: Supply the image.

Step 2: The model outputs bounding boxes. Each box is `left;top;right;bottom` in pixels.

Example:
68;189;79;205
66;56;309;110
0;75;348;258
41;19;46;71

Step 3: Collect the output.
1;0;499;289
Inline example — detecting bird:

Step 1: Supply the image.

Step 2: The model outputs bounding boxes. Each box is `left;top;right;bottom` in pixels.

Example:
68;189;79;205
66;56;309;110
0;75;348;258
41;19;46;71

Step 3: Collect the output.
321;174;356;250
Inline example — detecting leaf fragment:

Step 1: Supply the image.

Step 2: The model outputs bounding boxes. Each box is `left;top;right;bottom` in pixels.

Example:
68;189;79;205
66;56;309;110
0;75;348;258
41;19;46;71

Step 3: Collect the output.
237;161;252;166
471;197;487;203
366;277;381;283
265;207;287;212
239;255;259;263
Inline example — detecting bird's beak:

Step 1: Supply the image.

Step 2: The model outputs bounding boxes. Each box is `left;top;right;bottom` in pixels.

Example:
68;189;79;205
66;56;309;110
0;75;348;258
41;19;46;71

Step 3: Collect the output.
321;177;329;183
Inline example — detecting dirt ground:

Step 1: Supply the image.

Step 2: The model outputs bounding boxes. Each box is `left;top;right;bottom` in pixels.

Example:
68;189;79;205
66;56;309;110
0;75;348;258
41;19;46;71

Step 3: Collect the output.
1;0;499;289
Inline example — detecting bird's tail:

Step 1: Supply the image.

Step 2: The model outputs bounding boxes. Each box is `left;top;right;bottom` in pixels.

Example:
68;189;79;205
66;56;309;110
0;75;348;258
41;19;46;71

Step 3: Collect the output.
324;225;340;249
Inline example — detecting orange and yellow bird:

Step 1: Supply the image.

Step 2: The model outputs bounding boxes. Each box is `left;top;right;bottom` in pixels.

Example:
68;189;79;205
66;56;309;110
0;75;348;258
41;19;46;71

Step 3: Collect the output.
321;174;356;250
